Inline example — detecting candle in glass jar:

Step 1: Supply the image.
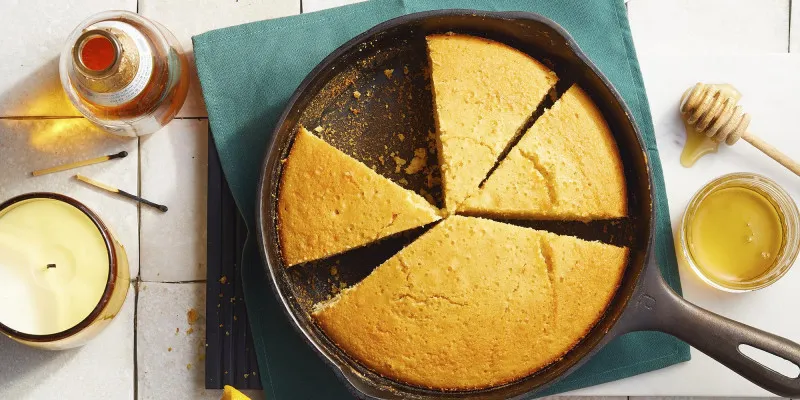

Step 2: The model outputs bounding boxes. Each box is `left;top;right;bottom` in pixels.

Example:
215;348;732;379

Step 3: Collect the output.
0;193;129;350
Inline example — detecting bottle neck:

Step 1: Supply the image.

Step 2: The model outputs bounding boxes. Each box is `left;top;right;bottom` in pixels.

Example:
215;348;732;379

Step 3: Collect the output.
73;30;121;78
69;21;154;107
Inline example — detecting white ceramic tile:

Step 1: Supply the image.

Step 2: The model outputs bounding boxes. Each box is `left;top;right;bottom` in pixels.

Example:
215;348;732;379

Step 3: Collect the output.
0;283;134;400
140;120;208;282
138;0;301;117
136;282;264;400
572;54;800;397
628;0;789;54
0;119;140;277
302;0;365;13
0;0;136;117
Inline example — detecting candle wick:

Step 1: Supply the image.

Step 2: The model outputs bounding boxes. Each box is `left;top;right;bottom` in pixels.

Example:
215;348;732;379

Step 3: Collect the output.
47;263;56;269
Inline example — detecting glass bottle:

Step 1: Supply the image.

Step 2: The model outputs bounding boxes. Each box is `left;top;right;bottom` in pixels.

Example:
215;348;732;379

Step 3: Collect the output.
60;11;189;137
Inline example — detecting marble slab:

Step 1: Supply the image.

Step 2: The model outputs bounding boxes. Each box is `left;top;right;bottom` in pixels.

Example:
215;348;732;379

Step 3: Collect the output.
0;0;136;117
628;0;789;54
0;283;135;400
0;119;140;278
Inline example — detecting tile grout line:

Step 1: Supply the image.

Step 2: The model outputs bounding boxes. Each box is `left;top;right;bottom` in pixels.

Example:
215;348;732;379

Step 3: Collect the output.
142;279;208;284
134;133;141;400
133;278;140;400
789;0;793;52
0;116;83;120
135;1;142;396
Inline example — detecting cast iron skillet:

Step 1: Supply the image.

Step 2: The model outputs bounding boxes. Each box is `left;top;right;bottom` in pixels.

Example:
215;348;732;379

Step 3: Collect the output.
256;10;800;399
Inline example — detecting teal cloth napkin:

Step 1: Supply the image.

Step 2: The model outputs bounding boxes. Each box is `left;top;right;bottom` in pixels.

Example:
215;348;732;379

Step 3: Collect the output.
193;0;691;397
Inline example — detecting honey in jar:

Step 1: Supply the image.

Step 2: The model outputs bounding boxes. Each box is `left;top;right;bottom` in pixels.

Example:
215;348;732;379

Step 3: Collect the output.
679;173;799;291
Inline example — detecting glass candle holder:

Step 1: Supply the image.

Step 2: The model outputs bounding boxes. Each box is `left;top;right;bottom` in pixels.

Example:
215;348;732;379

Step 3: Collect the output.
0;193;130;350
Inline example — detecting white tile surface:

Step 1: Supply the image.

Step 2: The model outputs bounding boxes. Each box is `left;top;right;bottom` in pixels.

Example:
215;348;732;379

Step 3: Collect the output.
572;54;800;397
140;120;209;282
628;0;790;54
0;0;136;117
136;282;264;400
0;119;140;278
0;283;135;400
302;0;365;13
138;0;301;117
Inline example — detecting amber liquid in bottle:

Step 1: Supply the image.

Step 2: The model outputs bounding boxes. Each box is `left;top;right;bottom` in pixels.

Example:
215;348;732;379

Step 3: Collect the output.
60;11;189;137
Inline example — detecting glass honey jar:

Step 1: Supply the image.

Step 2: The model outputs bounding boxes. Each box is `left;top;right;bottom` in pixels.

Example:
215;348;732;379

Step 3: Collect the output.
59;11;189;137
678;173;799;292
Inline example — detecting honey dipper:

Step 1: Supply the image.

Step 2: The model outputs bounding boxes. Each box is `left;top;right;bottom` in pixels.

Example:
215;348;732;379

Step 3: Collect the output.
680;83;800;176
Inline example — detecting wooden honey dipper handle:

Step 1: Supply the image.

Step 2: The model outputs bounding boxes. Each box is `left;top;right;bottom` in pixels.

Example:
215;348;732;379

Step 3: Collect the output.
680;83;800;177
741;133;800;176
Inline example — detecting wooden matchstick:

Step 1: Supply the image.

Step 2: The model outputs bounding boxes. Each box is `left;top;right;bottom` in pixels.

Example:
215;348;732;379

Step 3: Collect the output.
32;151;128;177
75;174;168;212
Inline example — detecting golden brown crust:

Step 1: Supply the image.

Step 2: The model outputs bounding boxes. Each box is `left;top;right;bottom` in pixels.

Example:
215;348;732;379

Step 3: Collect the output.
277;127;441;266
313;216;627;390
460;85;627;220
427;34;558;212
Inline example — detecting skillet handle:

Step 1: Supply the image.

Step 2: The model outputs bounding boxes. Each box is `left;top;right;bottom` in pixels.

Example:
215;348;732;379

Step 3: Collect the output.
618;260;800;397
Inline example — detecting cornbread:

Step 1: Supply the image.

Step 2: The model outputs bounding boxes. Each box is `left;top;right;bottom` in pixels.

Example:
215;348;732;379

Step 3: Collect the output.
313;216;628;390
278;127;441;266
426;34;558;212
460;85;627;220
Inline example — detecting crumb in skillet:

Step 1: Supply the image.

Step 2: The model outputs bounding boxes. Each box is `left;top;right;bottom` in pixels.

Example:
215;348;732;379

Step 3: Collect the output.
384;69;394;79
404;148;427;174
393;156;406;173
419;188;436;205
353;90;361;99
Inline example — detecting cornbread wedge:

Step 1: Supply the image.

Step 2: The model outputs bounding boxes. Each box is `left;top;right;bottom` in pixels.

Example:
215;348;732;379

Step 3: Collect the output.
460;85;627;220
427;34;558;212
278;127;441;266
313;216;627;390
